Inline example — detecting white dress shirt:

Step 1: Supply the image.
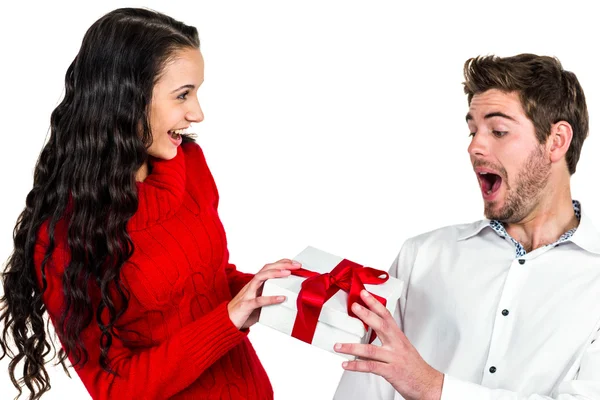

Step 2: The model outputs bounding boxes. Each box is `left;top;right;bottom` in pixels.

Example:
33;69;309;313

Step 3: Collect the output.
334;206;600;399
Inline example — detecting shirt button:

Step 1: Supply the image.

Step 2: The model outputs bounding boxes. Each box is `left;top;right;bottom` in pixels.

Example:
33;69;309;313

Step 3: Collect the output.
502;309;509;316
518;259;526;265
489;366;497;373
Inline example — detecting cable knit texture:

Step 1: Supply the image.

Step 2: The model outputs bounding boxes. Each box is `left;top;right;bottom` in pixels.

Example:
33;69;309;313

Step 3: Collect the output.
34;143;273;399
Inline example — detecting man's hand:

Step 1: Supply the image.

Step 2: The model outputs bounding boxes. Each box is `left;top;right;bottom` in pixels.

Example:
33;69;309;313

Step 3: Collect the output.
334;290;443;400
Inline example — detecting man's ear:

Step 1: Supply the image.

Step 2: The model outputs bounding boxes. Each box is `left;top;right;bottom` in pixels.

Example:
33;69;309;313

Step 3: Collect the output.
548;121;573;163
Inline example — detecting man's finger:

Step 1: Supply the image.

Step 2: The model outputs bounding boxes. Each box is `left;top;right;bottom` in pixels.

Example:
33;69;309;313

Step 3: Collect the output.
341;359;387;376
360;290;393;320
333;342;395;363
351;302;388;336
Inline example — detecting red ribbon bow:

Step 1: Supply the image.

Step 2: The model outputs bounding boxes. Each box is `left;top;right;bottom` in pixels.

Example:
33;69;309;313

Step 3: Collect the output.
290;259;389;344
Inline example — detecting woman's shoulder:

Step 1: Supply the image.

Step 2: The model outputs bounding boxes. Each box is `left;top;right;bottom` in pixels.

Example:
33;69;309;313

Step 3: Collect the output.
36;218;69;252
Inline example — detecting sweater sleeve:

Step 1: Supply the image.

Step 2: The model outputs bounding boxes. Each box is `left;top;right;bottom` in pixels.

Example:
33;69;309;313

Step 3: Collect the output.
225;261;254;296
35;243;248;400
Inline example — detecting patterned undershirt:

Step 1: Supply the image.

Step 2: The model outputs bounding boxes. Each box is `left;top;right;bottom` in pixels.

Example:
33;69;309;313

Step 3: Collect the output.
488;200;581;258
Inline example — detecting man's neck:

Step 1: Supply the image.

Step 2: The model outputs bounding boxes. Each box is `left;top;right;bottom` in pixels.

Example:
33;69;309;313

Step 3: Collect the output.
504;192;579;253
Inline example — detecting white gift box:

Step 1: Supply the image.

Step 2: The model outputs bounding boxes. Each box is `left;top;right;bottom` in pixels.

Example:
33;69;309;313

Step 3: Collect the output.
258;246;404;360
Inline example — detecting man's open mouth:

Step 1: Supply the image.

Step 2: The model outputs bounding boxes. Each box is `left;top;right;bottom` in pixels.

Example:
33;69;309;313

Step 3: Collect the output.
477;171;502;197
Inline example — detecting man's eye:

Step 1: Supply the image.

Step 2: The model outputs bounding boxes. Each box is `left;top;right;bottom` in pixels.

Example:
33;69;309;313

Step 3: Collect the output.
468;132;476;138
492;130;508;138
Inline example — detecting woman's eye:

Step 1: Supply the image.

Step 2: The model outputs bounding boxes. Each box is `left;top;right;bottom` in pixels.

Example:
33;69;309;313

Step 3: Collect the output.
177;91;189;100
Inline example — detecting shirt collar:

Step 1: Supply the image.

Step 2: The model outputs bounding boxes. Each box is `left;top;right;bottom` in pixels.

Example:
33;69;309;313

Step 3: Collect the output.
457;219;491;242
570;209;600;255
457;201;600;255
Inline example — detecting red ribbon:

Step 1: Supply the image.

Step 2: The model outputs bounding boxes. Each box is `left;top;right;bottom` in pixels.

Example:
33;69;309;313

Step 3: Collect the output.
290;259;389;345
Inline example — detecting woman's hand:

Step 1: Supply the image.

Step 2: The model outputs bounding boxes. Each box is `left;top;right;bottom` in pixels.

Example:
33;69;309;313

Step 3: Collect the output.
228;259;301;330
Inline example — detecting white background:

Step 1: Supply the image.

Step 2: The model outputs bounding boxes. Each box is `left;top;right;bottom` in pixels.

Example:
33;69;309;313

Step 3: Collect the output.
1;1;600;399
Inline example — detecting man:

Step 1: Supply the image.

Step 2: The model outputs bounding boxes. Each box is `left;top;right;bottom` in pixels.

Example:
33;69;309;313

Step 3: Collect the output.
333;54;600;399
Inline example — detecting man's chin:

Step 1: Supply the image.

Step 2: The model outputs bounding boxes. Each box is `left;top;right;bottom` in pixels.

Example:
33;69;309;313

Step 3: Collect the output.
485;205;521;223
484;201;504;221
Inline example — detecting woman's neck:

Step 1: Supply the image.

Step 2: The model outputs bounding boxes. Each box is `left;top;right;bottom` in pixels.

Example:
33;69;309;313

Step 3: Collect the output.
136;161;149;182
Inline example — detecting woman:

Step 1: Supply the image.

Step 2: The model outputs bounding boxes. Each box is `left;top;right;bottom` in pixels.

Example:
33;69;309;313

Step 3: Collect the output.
0;8;298;400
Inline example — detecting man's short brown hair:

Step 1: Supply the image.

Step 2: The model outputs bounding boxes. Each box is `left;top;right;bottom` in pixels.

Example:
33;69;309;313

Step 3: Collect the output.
463;54;589;174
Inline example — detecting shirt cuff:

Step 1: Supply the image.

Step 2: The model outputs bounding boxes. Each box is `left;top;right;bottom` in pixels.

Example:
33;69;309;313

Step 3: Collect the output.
441;374;491;400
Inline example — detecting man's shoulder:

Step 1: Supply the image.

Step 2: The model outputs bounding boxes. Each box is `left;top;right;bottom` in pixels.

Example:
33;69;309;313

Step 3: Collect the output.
404;220;489;248
391;220;489;278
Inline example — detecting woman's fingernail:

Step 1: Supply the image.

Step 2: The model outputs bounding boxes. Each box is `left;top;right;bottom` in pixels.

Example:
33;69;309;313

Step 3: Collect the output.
362;290;370;297
342;362;348;368
292;260;301;266
334;343;341;351
277;296;286;301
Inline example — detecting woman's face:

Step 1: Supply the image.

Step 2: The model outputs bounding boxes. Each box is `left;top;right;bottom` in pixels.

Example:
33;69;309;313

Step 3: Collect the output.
147;47;204;160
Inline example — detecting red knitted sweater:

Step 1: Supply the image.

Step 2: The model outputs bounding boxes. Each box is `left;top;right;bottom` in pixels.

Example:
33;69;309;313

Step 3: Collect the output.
34;142;273;399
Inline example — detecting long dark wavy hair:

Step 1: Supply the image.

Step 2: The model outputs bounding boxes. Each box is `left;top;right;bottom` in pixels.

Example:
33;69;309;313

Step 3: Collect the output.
0;8;199;399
